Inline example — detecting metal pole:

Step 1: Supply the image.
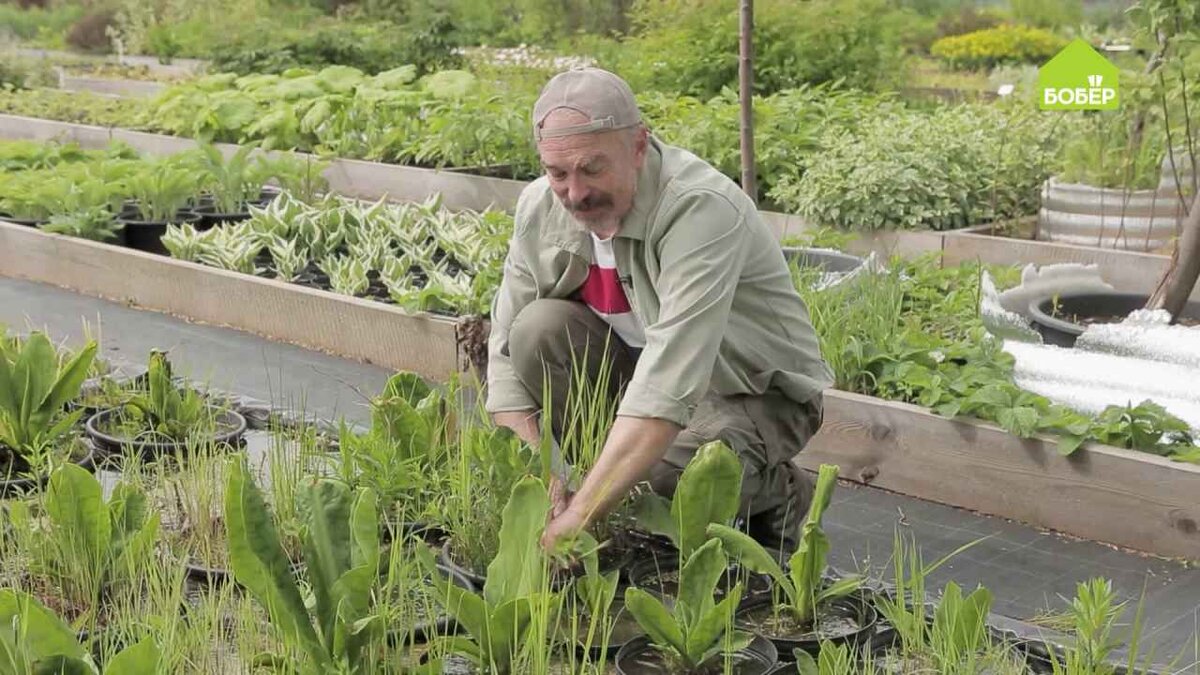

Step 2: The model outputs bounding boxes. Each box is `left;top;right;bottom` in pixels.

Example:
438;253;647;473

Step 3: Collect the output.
738;0;756;204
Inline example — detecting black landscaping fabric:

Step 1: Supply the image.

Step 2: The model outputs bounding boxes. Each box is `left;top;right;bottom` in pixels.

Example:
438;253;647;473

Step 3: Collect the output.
3;276;1197;664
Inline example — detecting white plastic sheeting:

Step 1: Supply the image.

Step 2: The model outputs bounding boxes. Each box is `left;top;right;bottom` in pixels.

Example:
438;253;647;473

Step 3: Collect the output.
979;264;1200;435
1004;340;1200;433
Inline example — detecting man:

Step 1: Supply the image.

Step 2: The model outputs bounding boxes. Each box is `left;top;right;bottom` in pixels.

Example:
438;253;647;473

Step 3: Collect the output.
485;67;833;553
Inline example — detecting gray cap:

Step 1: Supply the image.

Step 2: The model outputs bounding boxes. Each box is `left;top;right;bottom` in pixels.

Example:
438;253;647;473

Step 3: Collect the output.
532;67;641;141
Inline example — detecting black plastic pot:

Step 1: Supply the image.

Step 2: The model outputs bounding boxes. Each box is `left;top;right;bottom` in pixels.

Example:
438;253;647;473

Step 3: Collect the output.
182;555;305;589
117;209;201;255
84;406;248;460
735;594;877;662
615;634;778;675
438;540;488;589
574;594;646;662
69;367;150;420
627;551;772;604
388;563;476;646
1028;291;1200;347
0;441;97;498
189;204;254;231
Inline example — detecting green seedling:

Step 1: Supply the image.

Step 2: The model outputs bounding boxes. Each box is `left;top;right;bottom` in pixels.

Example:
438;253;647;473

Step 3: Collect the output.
225;458;385;674
624;538;751;672
634;440;742;558
118;351;210;442
419;475;553;674
0;332;96;463
708;464;861;627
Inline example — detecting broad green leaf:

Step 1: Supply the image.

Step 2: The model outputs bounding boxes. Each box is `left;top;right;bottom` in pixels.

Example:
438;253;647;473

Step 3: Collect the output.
14;333;56;420
373;66;418;90
677;539;727;628
379;372;433;406
102;635;159;675
0;589;87;664
46;464;109;572
486;597;535;670
42;341;96;413
685;584;743;665
299;479;353;652
624;587;688;661
421;70;478;100
672;441;742;558
33;655;94;675
632;494;678;546
424;567;489;647
224;458;326;668
706;524;790;596
788;465;839;624
483;477;549;607
793;649;819;675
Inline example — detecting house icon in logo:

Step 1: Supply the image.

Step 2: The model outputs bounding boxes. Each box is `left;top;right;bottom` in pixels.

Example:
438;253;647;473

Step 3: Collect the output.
1039;38;1119;110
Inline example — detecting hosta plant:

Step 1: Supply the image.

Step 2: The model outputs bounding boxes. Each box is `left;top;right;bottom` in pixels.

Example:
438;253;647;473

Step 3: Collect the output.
189;143;272;214
196;223;263;275
41;208;120;243
420;475;554;674
0;333;96;470
225;458;387;674
267;234;310;281
320;255;370;297
162;221;214;262
121;164;202;223
623;538;752;672
708;464;861;628
0;589;160;675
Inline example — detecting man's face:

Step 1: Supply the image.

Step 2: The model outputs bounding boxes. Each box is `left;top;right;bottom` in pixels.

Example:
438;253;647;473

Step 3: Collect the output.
537;108;647;236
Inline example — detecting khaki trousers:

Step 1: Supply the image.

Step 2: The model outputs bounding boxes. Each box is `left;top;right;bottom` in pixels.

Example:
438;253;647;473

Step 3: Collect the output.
505;299;824;550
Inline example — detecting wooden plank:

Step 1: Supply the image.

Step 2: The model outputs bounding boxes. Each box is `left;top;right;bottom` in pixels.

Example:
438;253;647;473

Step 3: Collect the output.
801;389;1200;559
943;230;1200;301
0;221;462;381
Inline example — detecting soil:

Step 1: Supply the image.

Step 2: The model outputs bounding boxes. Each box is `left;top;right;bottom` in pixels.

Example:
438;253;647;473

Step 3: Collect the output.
639;565;770;600
1066;312;1200;328
737;602;863;642
618;648;771;675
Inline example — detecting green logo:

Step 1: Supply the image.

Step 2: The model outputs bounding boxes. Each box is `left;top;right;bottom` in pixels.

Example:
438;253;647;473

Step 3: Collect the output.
1038;38;1119;110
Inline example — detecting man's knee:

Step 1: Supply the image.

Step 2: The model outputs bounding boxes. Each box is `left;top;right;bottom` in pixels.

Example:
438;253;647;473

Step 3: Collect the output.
508;299;582;382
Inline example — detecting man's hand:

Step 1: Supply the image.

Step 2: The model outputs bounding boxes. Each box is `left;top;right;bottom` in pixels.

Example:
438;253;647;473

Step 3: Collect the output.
541;505;589;552
492;409;541;446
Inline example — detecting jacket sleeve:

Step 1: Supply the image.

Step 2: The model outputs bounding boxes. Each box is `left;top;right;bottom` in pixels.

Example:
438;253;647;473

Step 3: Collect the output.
618;190;747;427
484;195;540;413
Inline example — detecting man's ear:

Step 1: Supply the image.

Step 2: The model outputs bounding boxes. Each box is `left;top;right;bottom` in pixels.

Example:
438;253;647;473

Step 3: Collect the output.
631;126;649;168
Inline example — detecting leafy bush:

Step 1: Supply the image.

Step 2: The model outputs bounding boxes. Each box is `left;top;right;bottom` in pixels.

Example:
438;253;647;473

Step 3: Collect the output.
931;24;1067;70
640;86;900;203
772;103;1061;231
0;2;84;44
613;0;905;97
936;6;1006;39
208;17;461;76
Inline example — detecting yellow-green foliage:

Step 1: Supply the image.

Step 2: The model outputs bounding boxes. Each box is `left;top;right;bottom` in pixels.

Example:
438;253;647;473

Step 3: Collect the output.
931;24;1066;71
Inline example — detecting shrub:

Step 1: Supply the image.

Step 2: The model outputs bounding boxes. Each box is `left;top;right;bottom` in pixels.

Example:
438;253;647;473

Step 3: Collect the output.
208;17;461;76
65;9;116;53
613;0;905;97
770;103;1061;231
936;6;1006;39
931;24;1066;70
0;2;83;43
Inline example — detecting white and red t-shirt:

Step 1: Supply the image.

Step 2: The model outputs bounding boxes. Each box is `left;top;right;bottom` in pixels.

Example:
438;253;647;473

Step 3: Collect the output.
579;233;646;348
